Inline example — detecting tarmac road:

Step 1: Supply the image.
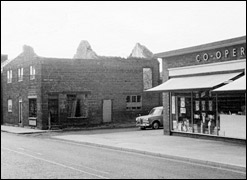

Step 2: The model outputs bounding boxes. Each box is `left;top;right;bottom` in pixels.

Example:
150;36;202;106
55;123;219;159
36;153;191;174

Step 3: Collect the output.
1;131;246;179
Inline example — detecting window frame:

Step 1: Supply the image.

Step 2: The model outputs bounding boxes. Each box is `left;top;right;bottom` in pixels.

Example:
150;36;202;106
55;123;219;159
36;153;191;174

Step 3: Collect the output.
126;95;142;111
7;69;12;83
29;98;37;118
8;99;13;112
18;67;24;82
30;65;35;80
67;94;88;118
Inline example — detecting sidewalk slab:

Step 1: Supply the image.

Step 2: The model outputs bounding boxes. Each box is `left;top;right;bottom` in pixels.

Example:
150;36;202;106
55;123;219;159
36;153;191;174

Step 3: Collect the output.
1;125;51;134
1;123;136;134
53;129;246;173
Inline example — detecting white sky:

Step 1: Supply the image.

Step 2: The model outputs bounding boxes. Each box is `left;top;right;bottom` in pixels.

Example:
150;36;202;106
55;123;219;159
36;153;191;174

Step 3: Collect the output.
1;1;246;60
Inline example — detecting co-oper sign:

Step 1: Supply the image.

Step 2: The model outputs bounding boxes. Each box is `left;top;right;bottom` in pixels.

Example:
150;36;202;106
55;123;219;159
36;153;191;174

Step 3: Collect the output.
196;46;246;62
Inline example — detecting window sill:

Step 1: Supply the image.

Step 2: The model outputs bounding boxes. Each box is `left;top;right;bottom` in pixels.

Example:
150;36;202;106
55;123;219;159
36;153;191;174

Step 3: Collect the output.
67;117;88;119
29;117;37;119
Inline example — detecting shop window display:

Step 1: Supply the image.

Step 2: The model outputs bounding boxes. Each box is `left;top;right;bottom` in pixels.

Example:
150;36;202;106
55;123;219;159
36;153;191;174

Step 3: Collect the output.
171;92;192;133
172;91;217;135
193;91;216;135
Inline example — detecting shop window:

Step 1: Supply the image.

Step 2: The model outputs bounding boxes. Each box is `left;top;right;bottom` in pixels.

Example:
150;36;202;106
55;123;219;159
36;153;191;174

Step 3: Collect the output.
126;95;142;111
29;98;37;117
30;66;35;80
217;92;246;139
67;94;88;118
18;67;24;81
218;93;245;115
7;70;12;83
193;91;216;135
143;68;152;90
8;99;12;112
171;93;193;133
171;91;217;135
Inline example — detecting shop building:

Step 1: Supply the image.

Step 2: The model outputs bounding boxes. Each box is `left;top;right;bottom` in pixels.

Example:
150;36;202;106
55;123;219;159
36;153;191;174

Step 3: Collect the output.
147;36;246;140
2;46;160;129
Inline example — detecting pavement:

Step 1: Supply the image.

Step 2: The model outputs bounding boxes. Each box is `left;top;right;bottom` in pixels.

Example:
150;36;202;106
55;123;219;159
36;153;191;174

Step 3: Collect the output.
1;125;53;134
1;124;246;173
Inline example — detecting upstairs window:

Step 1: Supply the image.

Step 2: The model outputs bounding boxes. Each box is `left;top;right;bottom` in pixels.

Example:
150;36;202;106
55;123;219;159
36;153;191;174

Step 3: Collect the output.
7;70;12;83
30;66;35;80
18;67;24;81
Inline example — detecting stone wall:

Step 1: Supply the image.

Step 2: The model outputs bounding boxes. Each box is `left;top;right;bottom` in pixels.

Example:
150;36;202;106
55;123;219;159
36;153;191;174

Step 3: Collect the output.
40;57;161;128
2;53;43;128
2;49;161;129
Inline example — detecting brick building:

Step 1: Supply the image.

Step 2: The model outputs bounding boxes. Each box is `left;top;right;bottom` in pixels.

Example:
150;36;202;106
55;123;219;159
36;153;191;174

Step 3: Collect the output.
1;54;8;124
2;46;161;129
147;36;246;141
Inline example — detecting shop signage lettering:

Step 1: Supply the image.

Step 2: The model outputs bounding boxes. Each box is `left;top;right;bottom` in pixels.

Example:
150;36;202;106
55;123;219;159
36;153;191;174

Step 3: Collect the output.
196;46;245;62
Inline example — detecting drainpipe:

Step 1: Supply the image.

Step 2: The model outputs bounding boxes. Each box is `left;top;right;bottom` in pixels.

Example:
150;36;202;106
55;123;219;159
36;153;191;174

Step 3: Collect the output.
48;111;51;130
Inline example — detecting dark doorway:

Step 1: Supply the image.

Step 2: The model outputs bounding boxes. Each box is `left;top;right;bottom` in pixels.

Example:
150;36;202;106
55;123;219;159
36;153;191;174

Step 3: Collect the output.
48;99;59;126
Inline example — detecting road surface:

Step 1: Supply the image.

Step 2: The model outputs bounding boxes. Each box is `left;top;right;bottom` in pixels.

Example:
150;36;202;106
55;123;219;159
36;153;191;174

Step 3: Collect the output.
1;132;246;179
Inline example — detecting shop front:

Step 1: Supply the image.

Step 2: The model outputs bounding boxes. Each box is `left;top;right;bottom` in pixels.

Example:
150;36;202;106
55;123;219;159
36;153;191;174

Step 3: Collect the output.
148;70;245;139
148;36;246;140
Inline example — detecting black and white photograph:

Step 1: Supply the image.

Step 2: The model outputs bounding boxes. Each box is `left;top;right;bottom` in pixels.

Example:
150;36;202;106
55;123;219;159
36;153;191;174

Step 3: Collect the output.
1;1;246;179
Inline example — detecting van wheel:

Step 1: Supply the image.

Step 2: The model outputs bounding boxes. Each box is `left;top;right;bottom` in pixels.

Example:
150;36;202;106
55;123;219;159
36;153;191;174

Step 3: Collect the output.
152;121;160;129
140;127;146;130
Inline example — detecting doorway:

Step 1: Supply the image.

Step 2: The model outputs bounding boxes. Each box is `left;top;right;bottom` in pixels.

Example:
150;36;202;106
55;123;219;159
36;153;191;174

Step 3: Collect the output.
48;99;59;126
18;98;23;126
